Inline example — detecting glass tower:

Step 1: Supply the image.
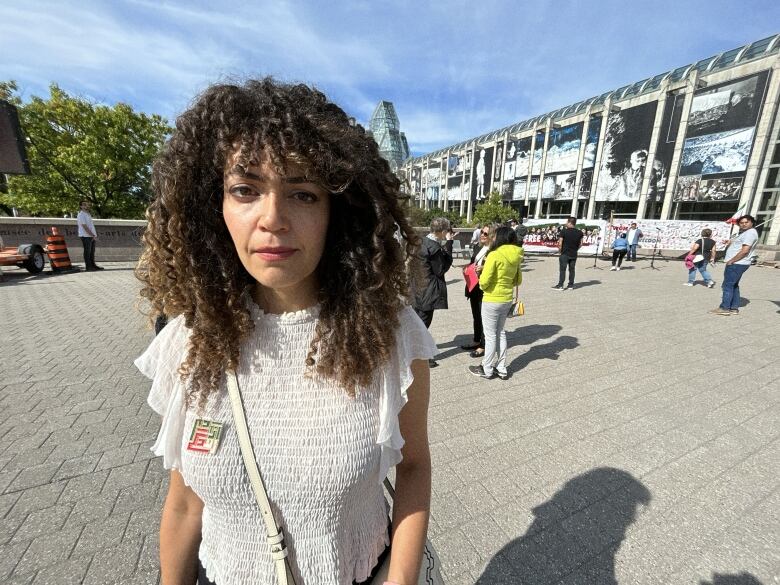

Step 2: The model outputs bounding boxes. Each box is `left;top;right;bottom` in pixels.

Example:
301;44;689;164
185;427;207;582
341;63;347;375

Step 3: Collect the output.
367;101;409;172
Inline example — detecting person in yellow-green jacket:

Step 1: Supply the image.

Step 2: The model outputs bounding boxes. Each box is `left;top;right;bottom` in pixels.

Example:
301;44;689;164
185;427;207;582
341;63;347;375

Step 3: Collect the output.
469;226;523;380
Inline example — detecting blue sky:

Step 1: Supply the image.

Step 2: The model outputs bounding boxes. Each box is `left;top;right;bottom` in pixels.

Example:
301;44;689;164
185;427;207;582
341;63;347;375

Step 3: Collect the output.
1;1;778;156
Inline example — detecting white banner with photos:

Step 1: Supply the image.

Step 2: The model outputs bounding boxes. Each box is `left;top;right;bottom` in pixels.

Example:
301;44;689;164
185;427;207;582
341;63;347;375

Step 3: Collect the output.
606;219;733;251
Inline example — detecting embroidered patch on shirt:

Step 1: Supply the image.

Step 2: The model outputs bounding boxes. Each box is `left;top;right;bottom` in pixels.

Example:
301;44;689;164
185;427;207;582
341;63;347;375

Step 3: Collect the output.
186;419;224;454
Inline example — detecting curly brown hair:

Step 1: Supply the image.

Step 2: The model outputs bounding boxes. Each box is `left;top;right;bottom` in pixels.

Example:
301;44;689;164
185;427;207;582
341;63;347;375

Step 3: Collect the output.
137;78;420;408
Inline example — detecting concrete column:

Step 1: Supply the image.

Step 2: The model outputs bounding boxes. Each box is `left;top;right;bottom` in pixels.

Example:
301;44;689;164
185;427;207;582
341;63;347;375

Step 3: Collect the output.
423;158;430;210
637;88;669;219
743;56;780;218
661;71;700;220
524;131;536;214
587;100;612;219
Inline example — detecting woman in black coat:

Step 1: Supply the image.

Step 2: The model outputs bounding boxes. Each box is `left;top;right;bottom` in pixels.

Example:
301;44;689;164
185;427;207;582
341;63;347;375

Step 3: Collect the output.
461;224;493;357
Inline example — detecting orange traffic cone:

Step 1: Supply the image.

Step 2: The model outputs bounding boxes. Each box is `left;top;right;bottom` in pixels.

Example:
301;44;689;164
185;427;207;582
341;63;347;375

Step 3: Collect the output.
46;227;73;271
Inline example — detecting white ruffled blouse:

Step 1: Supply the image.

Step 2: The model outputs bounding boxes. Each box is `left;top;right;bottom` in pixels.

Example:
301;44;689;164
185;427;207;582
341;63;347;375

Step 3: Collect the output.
134;304;437;585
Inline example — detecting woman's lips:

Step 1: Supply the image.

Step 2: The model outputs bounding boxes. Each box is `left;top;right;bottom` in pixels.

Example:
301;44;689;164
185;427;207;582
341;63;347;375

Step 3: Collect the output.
254;247;297;261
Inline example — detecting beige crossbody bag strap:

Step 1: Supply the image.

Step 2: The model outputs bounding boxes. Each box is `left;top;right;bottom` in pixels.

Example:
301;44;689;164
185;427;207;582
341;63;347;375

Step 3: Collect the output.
226;370;297;585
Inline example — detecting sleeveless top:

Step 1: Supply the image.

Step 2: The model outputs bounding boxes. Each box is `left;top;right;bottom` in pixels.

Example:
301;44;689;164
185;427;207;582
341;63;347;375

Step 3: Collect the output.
134;304;437;585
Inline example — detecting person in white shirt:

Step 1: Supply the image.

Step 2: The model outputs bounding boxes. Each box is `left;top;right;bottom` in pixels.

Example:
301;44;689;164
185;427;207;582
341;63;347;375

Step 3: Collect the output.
710;215;759;316
626;222;643;262
77;200;103;271
134;78;436;585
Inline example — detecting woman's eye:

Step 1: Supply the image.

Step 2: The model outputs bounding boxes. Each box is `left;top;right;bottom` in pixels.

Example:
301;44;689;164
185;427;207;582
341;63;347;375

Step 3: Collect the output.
228;185;257;198
291;190;318;203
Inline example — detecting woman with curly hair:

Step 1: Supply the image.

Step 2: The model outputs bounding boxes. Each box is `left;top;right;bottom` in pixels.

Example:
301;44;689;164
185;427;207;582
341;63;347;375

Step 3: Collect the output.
134;79;437;585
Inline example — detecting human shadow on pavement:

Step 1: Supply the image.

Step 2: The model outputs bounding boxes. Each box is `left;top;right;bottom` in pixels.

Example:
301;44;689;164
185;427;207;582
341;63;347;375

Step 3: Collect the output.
701;572;764;585
476;467;651;584
570;280;601;289
506;324;562;345
508;335;578;371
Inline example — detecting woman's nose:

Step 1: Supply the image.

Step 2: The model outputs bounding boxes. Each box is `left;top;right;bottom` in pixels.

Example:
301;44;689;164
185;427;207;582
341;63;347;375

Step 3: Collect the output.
256;193;289;232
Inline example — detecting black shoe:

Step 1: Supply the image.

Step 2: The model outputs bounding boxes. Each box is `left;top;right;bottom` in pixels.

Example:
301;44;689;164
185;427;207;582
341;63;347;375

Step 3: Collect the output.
85;267;98;272
566;284;575;290
469;349;485;358
93;265;105;270
552;285;564;290
428;359;439;368
468;365;496;379
497;371;509;380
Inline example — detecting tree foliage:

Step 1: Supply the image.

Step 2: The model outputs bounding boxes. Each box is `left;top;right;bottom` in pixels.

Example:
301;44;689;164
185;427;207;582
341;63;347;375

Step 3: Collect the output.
472;190;518;226
405;204;466;228
1;82;170;218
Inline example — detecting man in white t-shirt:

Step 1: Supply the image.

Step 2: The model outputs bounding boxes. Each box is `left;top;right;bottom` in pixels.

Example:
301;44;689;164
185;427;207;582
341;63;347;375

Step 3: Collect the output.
77;200;103;271
471;224;482;247
710;215;758;316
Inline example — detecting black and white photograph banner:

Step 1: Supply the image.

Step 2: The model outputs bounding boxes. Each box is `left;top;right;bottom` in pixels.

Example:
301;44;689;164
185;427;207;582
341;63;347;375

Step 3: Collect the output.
649;93;684;202
673;174;743;202
532;133;545;175
579;169;593;199
494;141;504;181
471;146;494;202
541;172;578;200
595;101;658;202
545;122;583;174
515;137;532;178
679;127;756;176
513;178;527;201
686;71;769;139
583;117;601;169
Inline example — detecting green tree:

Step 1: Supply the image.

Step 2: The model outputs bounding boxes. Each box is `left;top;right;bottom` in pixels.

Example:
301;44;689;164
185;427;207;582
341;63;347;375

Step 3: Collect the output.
1;82;170;218
472;190;518;226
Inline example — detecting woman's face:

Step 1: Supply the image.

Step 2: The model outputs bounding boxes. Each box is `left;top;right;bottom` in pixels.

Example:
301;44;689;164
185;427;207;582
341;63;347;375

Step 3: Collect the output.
479;227;489;245
222;152;330;305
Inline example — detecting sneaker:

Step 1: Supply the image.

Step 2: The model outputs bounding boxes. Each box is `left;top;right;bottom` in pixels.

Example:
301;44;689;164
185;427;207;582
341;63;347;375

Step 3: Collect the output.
683;282;694;286
428;359;439;368
468;365;496;379
565;284;575;290
497;371;509;380
552;285;564;290
729;309;739;315
709;308;731;316
616;266;621;271
610;266;617;271
707;281;716;288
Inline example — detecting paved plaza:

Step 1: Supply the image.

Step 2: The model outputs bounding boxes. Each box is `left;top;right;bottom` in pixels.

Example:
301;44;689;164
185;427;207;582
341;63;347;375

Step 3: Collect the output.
0;254;778;584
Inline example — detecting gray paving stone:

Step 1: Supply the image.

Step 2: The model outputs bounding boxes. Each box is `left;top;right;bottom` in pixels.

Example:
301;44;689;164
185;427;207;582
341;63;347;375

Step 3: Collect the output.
16;526;82;575
32;557;91;585
82;537;143;585
11;503;73;544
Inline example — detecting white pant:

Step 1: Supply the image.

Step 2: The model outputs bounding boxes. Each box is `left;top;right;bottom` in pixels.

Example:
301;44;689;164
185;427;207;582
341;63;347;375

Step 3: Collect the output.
481;301;512;376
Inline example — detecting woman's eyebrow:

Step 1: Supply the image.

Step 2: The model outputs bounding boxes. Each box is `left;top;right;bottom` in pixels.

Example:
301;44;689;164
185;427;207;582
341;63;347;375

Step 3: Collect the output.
225;168;313;186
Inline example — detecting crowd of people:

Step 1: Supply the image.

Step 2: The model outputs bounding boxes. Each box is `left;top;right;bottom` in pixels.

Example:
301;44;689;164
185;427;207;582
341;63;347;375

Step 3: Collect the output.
414;213;761;385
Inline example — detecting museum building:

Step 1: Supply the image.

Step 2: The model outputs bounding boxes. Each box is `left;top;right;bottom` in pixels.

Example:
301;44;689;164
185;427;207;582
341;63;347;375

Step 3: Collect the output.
401;34;780;245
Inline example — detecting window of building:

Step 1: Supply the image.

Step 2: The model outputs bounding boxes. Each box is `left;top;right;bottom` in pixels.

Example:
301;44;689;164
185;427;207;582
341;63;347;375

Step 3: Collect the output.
711;48;743;70
741;36;775;61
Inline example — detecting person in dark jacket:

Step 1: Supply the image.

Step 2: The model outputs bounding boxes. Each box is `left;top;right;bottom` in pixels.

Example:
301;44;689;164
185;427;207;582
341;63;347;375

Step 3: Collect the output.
413;217;454;367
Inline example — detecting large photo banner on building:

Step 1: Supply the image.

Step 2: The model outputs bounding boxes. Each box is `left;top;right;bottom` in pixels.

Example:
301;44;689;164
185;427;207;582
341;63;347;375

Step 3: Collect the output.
531;133;544;175
650;93;685;202
583;117;601;169
676;71;770;201
520;219;607;255
605;219;733;251
471;146;493;202
494;141;504;182
595;101;658;201
422;163;441;203
545;123;583;174
515;137;532;179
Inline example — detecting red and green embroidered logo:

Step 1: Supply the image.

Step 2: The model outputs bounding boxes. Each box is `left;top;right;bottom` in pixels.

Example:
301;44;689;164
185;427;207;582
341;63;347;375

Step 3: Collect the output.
186;419;224;454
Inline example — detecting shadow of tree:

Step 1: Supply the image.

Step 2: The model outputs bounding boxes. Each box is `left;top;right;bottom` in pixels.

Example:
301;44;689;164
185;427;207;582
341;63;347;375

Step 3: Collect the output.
508;335;579;372
477;468;651;584
701;572;764;585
